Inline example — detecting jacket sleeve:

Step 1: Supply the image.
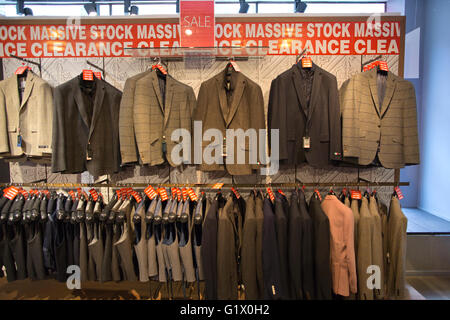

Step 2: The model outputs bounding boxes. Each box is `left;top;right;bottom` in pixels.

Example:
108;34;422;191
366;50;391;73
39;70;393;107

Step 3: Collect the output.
252;84;265;170
0;87;9;154
403;82;420;165
329;76;342;161
37;83;53;155
51;87;66;173
119;77;139;164
341;77;360;158
268;78;287;161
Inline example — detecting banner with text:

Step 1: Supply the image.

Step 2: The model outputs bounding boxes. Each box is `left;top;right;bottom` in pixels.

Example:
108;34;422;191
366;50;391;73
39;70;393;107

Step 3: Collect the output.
0;20;401;58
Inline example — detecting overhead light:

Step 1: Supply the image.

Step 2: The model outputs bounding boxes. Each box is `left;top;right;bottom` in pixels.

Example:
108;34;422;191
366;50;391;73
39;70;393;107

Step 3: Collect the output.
239;0;249;14
84;1;98;16
295;0;307;13
124;0;139;15
16;0;33;16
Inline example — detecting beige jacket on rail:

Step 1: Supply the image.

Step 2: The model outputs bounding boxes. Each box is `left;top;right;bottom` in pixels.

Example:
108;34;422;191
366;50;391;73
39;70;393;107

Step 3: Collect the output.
0;71;53;158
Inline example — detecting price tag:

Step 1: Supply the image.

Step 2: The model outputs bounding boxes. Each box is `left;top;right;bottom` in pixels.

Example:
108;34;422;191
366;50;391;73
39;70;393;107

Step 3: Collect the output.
132;191;142;203
212;183;224;190
301;57;312;68
394;186;404;200
277;189;286;197
303;136;311;149
94;71;102;79
266;187;275;202
89;188;99;201
68;190;76;201
171;187;178;199
187;188;198;202
4;186;20;200
314;189;322;201
231;187;241;199
351;190;362;200
17;134;22;147
159;188;169;201
144;185;157;200
82;70;94;81
176;188;182;202
181;188;188;202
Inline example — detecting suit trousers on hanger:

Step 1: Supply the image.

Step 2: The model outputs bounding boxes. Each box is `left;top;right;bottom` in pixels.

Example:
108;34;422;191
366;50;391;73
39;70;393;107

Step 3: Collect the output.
201;199;219;300
88;223;104;281
101;223;113;282
26;226;46;280
65;223;74;267
111;223;122;281
54;220;67;283
1;233;17;282
79;222;89;282
147;229;158;279
10;225;28;280
73;224;80;267
114;222;137;282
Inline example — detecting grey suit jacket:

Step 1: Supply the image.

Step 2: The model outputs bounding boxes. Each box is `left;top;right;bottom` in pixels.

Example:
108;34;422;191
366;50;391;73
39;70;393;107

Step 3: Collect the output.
122;71;196;167
340;68;420;168
0;71;53;158
52;75;122;176
387;196;407;299
194;69;265;175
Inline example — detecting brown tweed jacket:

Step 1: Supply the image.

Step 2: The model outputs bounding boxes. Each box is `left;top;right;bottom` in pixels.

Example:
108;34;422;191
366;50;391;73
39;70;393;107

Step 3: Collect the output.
120;70;196;167
194;69;265;175
340;68;420;168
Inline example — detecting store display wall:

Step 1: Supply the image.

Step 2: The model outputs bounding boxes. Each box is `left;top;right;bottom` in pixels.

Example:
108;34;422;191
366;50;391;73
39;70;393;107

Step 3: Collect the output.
2;53;400;204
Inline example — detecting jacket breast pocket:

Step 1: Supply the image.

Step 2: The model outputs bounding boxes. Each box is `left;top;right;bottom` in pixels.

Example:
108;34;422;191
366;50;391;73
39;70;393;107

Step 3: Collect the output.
392;137;403;145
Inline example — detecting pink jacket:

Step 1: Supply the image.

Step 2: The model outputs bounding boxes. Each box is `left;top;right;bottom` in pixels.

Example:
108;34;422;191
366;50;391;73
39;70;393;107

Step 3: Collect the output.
321;195;357;296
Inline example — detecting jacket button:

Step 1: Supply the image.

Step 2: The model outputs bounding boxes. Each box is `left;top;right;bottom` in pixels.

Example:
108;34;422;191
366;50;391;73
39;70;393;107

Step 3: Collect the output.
378;125;381;128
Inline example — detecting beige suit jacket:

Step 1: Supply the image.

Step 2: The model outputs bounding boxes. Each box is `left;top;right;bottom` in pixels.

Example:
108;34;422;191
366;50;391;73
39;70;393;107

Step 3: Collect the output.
369;195;385;299
0;71;53;158
340;68;420;168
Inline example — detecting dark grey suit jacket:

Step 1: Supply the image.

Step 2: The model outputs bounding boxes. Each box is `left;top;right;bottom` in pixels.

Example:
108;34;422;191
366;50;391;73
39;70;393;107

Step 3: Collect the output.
309;195;332;300
268;63;342;167
274;192;290;299
52;75;122;176
241;193;258;299
288;191;303;299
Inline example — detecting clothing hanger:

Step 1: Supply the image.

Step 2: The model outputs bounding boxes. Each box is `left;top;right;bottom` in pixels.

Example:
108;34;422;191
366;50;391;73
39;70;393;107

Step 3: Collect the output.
151;57;168;77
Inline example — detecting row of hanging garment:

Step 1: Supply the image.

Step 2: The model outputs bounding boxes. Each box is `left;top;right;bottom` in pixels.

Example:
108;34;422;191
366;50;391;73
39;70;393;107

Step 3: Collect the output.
0;185;407;300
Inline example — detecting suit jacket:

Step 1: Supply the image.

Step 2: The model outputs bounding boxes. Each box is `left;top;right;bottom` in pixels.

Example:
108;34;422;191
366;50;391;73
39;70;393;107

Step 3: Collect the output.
357;197;374;300
121;71;196;166
309;195;332;300
241;193;258;299
0;71;53;158
118;70;151;164
288;191;303;299
321;195;357;297
52;75;122;176
268;63;342;167
262;198;283;300
194;69;265;175
274;192;290;299
340;68;420;168
254;193;264;299
298;190;315;299
387;196;407;299
217;196;240;300
369;195;384;299
201;197;219;300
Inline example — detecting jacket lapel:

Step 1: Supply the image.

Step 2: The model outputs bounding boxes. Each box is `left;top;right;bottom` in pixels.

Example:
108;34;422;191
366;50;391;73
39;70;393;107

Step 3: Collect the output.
19;72;35;110
72;77;90;129
307;64;322;125
151;71;164;114
163;77;174;128
379;73;396;119
368;69;381;117
89;77;105;138
226;72;245;126
7;75;21;112
291;66;308;118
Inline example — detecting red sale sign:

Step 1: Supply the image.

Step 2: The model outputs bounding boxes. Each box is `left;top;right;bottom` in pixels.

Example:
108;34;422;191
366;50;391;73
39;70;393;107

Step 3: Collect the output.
179;0;215;48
